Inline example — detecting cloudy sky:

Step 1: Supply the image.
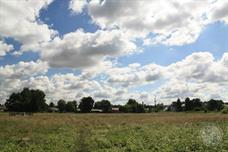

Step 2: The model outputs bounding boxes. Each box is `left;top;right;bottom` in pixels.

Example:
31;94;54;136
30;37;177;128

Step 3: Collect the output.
0;0;228;105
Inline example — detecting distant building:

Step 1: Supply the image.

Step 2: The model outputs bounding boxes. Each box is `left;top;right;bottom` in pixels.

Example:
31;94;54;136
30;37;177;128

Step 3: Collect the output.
0;105;6;112
48;107;59;113
112;107;119;113
91;109;103;113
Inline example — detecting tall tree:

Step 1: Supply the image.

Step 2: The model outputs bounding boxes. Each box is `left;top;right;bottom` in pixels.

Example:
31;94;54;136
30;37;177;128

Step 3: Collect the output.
206;99;224;111
121;99;145;113
176;98;182;112
94;100;112;113
65;100;77;112
192;98;202;110
184;97;193;111
79;97;94;113
5;88;47;112
49;102;55;107
57;99;66;112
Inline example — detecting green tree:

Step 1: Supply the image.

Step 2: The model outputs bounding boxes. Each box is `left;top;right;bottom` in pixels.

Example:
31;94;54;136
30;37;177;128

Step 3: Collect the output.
184;97;193;111
192;98;203;111
184;97;203;111
57;99;66;112
49;102;55;107
176;98;182;112
79;97;94;113
94;100;112;113
136;103;145;113
65;101;77;112
5;88;47;112
154;104;165;112
123;99;145;113
206;99;224;111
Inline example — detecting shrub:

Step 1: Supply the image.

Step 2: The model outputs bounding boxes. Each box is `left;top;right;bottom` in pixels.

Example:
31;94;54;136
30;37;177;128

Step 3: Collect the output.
221;106;228;114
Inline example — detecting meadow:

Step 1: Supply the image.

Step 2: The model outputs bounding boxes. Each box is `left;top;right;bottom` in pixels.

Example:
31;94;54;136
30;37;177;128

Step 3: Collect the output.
0;112;227;152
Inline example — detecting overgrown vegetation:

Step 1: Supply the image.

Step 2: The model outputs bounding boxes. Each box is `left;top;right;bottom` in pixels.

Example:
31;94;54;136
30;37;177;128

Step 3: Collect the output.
0;113;227;152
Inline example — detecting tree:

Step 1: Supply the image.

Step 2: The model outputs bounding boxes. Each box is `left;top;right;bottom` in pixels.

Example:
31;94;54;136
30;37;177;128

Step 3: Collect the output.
57;99;66;112
192;98;202;111
123;99;145;113
184;97;193;111
94;100;112;113
184;97;203;111
206;99;224;111
136;103;145;113
79;97;94;113
65;101;77;112
5;88;47;112
49;102;55;107
176;98;182;112
154;104;165;112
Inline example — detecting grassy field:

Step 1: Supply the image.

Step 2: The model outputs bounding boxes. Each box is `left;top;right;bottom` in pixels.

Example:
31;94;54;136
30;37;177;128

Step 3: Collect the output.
0;112;227;152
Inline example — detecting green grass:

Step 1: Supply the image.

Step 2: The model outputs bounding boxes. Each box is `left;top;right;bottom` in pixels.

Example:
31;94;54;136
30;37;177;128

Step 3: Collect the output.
0;112;227;152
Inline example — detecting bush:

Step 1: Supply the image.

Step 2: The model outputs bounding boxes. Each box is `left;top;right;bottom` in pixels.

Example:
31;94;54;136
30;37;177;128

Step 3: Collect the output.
193;107;202;111
221;106;228;114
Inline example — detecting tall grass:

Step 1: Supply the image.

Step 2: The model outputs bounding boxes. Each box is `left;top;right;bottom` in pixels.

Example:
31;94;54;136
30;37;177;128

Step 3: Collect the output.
0;112;227;152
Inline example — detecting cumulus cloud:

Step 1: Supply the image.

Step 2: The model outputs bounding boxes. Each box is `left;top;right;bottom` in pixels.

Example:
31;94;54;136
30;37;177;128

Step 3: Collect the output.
0;52;228;104
167;52;228;83
0;40;14;56
106;63;164;87
208;0;228;24
152;52;228;102
0;0;227;105
41;29;136;68
0;0;56;53
69;0;87;14
70;0;228;46
0;60;48;79
0;60;49;102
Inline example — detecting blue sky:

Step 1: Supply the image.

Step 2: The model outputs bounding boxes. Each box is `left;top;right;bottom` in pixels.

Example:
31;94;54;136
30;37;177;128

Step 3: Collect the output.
0;0;228;104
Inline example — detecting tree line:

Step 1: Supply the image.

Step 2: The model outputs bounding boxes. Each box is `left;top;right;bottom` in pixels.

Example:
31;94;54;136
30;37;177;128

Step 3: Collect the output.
169;97;225;112
3;88;227;113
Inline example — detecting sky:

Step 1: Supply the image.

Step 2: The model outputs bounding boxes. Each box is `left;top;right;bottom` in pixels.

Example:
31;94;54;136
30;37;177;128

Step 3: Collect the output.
0;0;228;105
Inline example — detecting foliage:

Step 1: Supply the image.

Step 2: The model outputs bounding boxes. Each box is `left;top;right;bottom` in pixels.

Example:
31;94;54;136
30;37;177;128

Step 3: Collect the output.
0;113;227;152
79;97;94;113
154;104;165;112
206;99;224;111
49;102;55;107
170;99;182;112
57;99;66;112
184;98;203;111
5;88;47;112
176;98;182;112
65;101;77;112
120;99;145;113
221;106;228;114
94;100;112;113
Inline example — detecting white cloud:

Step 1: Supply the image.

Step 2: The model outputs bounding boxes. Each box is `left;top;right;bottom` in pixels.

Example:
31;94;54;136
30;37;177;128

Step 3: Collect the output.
0;0;56;53
208;0;228;24
69;0;87;14
70;0;228;46
41;29;136;68
0;40;14;56
0;52;228;104
0;60;48;79
167;52;228;82
153;52;228;102
0;60;49;102
106;63;163;87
